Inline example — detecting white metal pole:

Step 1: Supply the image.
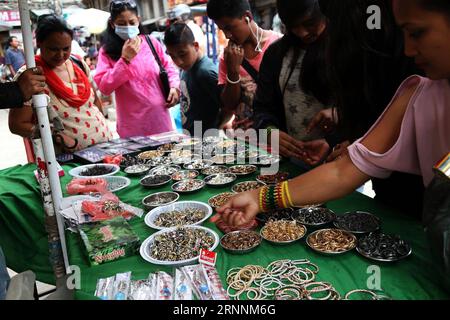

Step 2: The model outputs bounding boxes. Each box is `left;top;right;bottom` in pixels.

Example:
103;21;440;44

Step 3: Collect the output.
17;0;70;277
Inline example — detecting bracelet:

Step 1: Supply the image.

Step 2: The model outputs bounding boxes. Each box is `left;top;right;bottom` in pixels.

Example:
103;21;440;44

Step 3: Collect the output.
226;74;241;84
284;181;295;207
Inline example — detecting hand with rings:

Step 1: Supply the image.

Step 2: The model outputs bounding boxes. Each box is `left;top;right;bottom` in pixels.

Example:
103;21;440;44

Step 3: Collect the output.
17;66;46;101
307;108;337;135
224;40;244;76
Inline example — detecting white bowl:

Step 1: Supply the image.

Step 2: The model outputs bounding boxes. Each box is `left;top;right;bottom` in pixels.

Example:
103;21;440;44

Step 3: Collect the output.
144;201;212;230
139;225;219;266
68;164;120;178
104;176;131;193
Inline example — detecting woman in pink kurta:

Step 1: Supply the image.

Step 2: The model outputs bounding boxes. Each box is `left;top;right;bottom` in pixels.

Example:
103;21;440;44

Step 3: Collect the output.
94;0;180;138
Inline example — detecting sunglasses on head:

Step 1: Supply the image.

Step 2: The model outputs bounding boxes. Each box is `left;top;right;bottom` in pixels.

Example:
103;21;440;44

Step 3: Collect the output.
109;0;137;12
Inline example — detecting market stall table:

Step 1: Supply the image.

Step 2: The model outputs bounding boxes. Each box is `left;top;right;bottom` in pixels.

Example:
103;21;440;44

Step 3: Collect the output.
0;161;449;300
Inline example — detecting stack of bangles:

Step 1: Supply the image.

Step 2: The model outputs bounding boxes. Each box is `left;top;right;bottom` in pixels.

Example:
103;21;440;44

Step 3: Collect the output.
259;181;294;212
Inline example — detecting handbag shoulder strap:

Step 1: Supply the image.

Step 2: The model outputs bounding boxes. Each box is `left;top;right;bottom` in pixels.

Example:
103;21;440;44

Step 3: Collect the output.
69;55;87;76
241;58;259;82
145;35;165;71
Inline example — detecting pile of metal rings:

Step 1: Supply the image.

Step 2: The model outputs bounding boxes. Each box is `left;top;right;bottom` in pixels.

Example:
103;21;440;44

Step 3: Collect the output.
226;259;391;300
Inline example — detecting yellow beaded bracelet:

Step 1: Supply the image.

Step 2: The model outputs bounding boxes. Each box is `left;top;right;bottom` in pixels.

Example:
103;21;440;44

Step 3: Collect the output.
259;187;266;212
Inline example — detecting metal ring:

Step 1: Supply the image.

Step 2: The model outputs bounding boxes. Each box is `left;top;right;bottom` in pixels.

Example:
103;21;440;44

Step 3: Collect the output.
344;289;378;300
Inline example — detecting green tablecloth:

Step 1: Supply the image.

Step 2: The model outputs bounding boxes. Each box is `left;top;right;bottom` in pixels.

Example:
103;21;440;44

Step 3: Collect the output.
0;162;449;300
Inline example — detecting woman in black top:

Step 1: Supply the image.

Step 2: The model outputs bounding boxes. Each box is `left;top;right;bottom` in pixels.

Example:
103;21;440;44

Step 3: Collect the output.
252;0;332;162
305;0;425;218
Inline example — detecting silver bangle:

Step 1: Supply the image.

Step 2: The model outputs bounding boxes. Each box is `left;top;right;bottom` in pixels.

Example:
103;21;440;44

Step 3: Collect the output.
226;74;241;84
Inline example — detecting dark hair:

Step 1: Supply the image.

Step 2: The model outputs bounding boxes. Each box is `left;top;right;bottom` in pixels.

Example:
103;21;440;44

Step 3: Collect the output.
164;22;195;47
418;0;450;17
7;36;17;45
277;0;323;29
319;0;422;140
101;0;143;61
276;0;331;105
35;14;73;43
207;0;251;21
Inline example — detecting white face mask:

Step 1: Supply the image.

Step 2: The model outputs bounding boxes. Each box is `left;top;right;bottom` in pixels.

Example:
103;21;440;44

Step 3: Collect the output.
114;25;140;40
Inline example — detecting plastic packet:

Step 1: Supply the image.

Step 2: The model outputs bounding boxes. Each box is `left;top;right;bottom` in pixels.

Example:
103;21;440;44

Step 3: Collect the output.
202;265;230;300
181;265;213;300
174;268;193;300
156;271;174;300
148;273;157;300
129;279;153;300
94;275;115;300
113;272;131;300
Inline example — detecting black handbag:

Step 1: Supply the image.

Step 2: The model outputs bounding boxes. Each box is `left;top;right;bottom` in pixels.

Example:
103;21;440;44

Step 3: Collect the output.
145;35;171;99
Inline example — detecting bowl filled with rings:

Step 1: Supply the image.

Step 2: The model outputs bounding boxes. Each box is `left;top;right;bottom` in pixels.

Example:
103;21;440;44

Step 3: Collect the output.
139;225;219;267
124;164;151;176
260;220;307;245
232;181;266;193
306;228;357;255
256;172;289;185
137;150;164;161
220;230;262;254
171;170;200;181
255;208;295;225
183;159;213;171
149;165;181;176
201;165;230;176
293;207;336;227
208;192;235;208
140;174;172;188
171;179;205;193
333;211;381;234
204;173;237;188
229;165;258;176
144;201;213;230
356;232;412;262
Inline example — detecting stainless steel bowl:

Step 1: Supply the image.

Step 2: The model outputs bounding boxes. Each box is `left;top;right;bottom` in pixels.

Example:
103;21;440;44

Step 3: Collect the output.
260;221;307;246
171;179;205;193
142;191;180;211
306;228;357;255
139;174;172;188
220;230;262;254
229;165;258;176
204;173;237;188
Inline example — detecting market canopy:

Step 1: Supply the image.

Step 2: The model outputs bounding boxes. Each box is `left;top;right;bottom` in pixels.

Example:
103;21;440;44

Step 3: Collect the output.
66;8;110;35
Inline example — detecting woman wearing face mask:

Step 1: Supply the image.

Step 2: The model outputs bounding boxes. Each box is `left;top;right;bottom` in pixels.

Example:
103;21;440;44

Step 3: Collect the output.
251;0;332;164
9;14;112;154
94;0;180;138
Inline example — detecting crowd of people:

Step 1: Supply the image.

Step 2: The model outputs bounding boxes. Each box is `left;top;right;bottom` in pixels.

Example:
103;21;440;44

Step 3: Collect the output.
0;0;449;292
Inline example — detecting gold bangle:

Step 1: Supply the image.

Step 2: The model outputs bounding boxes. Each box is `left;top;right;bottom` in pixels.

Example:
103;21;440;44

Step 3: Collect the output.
285;181;295;207
280;183;288;208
